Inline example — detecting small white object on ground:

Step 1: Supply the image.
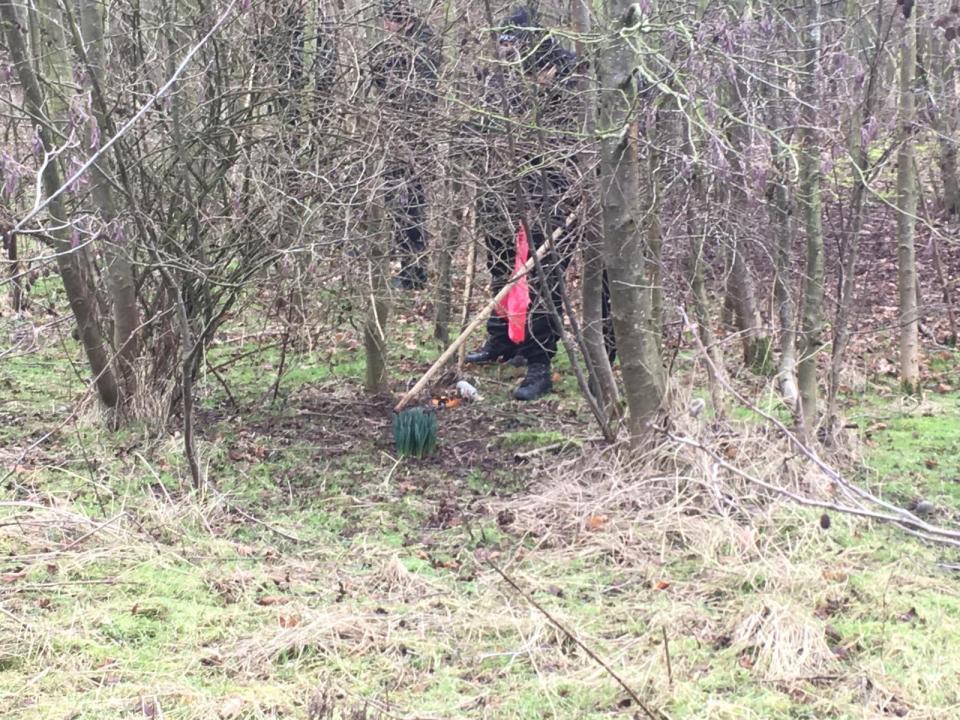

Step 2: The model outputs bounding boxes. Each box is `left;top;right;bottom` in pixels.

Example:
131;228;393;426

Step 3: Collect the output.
456;380;481;402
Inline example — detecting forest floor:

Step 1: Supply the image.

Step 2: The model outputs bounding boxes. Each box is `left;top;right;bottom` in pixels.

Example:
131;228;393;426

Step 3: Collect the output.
3;278;960;719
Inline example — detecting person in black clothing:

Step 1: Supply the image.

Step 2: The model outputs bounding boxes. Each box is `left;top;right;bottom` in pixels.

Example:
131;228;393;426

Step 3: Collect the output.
370;0;441;290
465;7;596;401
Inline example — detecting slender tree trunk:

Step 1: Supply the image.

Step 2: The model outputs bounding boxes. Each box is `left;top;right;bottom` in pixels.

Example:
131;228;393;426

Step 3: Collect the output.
75;0;142;408
828;0;887;432
573;0;619;417
1;0;119;409
724;52;770;373
598;0;664;440
644;144;664;348
931;27;960;214
688;212;726;417
729;228;766;370
682;113;725;416
769;161;799;406
433;179;456;346
897;8;921;394
763;49;798;405
796;0;826;438
3;225;24;312
365;198;391;393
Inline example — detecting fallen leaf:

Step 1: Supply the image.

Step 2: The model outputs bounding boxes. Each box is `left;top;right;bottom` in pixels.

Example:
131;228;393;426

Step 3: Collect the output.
137;698;161;718
1;570;27;584
585;515;608;531
738;654;754;669
256;595;289;606
431;395;462;409
654;580;671;591
935;383;953;394
821;568;848;583
724;444;738;459
278;613;301;628
218;696;246;719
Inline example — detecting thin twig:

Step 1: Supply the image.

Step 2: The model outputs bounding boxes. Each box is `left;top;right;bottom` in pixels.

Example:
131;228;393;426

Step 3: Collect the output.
661;626;673;688
677;306;960;545
486;558;665;720
224;503;306;545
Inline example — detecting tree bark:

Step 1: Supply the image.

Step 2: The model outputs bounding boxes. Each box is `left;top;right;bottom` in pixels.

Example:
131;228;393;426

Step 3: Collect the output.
930;16;960;214
897;8;921;394
573;0;619;417
76;0;142;408
598;0;665;440
644;144;664;349
796;0;826;438
365;197;391;394
682;112;725;416
3;225;24;313
828;0;887;432
1;0;119;409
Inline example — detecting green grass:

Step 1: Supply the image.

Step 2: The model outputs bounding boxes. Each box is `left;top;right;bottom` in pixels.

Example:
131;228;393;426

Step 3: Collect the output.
858;391;960;507
6;312;960;719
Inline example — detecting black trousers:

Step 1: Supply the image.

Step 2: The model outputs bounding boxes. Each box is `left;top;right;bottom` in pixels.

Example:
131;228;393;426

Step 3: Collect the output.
475;167;577;366
384;163;427;258
476;168;617;367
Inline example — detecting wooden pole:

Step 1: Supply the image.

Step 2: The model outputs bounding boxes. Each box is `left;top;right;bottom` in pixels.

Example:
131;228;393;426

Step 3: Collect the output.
394;212;576;412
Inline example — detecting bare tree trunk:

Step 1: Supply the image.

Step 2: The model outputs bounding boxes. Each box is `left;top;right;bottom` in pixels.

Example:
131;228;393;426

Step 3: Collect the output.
682;114;725;416
796;0;826;438
1;0;119;409
769;167;798;405
573;0;619;416
828;0;887;432
688;215;726;417
365;198;391;393
433;177;459;346
3;225;24;313
644;145;664;348
724;49;771;374
729;229;767;371
74;0;142;408
897;8;921;394
931;23;960;214
599;0;665;440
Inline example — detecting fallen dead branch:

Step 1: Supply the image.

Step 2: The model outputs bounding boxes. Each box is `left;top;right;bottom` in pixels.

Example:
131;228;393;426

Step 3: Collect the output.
485;557;666;720
676;306;960;548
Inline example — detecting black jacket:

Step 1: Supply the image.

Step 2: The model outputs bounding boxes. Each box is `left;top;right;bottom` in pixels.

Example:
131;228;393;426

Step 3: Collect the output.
369;20;442;107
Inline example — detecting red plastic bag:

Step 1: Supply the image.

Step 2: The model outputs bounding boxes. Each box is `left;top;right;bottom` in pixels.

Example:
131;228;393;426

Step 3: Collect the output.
495;223;530;344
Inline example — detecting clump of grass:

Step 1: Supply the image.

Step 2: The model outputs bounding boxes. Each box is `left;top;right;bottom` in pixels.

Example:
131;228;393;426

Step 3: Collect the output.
730;598;836;679
392;407;437;458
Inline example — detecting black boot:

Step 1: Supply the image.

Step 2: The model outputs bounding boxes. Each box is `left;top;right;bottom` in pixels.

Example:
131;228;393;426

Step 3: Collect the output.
465;340;515;364
392;263;427;291
513;363;553;401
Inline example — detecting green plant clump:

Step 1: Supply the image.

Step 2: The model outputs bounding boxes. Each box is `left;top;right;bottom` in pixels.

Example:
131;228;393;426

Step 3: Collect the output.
393;407;438;458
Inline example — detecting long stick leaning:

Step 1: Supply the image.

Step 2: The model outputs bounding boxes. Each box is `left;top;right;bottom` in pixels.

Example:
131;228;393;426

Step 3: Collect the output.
394;211;577;413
